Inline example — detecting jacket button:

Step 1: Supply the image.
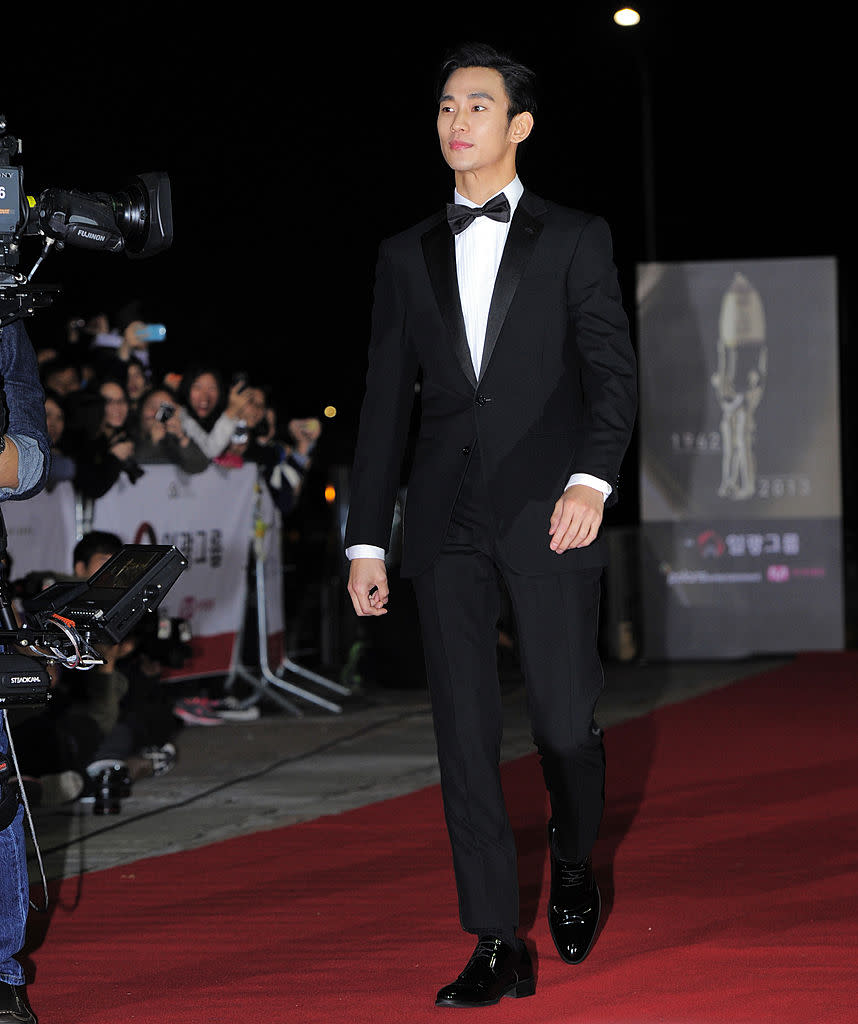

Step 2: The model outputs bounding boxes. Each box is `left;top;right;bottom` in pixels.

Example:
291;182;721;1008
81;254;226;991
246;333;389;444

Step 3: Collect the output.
461;446;471;456
475;394;492;406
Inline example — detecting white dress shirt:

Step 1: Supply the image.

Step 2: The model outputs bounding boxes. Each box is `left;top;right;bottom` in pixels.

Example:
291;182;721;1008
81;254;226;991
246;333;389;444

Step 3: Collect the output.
346;177;610;562
455;175;524;378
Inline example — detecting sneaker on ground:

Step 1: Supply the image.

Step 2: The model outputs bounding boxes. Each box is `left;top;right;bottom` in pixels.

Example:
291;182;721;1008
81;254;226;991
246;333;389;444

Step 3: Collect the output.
139;742;178;776
209;696;261;722
173;696;224;726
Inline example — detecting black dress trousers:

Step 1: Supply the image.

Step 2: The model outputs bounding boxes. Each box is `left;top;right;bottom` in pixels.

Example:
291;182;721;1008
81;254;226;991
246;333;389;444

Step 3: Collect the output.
411;445;606;935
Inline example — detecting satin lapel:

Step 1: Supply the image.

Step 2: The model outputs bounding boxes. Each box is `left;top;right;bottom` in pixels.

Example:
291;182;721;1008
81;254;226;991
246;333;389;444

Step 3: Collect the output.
478;200;544;382
421;218;478;389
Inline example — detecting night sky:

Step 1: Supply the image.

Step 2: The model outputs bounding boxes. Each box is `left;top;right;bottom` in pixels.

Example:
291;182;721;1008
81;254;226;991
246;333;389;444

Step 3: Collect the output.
3;5;851;505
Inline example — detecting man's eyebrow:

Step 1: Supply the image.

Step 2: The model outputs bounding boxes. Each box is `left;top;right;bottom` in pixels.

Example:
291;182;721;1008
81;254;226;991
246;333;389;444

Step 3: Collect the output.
439;91;497;103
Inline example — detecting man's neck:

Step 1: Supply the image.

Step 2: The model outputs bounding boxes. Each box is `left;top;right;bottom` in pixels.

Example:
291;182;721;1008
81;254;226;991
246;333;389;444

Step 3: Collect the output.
454;168;518;207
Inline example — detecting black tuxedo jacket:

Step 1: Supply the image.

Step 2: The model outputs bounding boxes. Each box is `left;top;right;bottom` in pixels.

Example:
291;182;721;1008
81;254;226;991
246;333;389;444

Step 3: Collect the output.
346;190;637;579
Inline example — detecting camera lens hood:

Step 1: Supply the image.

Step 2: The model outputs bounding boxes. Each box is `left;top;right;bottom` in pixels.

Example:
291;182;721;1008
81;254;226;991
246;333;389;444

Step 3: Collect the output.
114;171;173;258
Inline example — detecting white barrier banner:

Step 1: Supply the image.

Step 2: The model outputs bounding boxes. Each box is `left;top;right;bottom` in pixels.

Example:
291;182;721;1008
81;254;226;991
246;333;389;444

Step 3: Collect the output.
3;480;79;579
91;464;284;676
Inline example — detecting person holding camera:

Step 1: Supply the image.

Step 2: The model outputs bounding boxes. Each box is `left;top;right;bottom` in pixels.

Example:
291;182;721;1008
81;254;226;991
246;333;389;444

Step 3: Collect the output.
135;388;208;474
211;384;270;468
237;395;322;517
177;366;256;460
68;377;144;499
82;308;163;375
1;318;51;1024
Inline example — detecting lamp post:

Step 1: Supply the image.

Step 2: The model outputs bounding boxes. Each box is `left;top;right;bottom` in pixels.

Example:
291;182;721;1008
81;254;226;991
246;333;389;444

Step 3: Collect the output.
614;8;656;261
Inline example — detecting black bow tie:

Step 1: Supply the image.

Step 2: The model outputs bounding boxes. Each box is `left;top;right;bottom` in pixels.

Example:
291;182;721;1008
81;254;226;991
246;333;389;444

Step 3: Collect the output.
446;193;511;234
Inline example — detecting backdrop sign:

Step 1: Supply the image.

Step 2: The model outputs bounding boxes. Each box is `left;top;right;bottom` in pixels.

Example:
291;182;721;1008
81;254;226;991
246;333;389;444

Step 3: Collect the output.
637;257;843;657
3;465;284;678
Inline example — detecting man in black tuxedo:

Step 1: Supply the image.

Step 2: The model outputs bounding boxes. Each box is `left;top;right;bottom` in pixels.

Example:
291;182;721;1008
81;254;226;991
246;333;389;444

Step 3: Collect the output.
346;43;637;1007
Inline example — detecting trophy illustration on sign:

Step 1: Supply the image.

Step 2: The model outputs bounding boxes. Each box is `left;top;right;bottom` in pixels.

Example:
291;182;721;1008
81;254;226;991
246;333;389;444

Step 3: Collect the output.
711;272;767;500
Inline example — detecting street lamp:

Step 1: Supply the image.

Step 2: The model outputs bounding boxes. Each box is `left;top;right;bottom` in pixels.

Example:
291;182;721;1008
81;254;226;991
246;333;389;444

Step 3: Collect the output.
613;8;656;260
613;7;641;27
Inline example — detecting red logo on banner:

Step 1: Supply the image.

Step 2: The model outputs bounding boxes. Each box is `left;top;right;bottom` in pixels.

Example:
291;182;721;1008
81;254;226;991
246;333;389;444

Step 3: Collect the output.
134;522;158;545
767;565;790;583
697;530;725;558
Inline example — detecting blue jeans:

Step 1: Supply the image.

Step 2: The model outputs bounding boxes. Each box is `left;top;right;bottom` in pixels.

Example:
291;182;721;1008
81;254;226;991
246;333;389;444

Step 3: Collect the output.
0;715;27;986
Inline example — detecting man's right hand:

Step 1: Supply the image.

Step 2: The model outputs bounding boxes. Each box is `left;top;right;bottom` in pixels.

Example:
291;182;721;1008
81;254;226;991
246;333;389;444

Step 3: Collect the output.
347;558;389;616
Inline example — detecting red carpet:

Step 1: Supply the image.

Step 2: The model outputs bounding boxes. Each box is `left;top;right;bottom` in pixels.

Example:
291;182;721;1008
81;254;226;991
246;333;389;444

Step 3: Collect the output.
23;653;858;1023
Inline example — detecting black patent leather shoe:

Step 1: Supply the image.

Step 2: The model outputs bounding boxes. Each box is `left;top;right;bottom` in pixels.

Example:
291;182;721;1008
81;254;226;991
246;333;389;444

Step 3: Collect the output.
0;981;38;1024
547;823;601;965
435;937;535;1008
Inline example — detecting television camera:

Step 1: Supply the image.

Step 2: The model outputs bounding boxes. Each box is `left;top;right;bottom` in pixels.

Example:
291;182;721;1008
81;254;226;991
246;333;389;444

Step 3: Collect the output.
0;113;178;699
0;113;173;328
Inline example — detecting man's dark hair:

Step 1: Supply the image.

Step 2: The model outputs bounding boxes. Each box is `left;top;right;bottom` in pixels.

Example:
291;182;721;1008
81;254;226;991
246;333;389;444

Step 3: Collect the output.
73;530;122;570
438;43;538;122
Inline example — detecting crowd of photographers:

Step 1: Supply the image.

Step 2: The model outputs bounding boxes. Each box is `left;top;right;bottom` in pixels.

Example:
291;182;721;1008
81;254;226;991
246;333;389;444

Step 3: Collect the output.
9;312;324;813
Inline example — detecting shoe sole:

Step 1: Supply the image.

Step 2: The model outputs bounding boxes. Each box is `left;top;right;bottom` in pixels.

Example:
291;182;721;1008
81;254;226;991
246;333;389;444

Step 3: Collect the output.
435;977;536;1007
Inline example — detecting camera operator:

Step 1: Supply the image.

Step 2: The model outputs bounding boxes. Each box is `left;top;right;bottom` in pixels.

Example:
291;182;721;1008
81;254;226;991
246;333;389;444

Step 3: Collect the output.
135;388;208;474
0;319;51;1024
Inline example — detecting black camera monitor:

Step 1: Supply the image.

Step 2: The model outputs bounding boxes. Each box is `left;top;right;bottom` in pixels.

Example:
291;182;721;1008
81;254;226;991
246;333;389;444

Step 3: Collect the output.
26;545;187;643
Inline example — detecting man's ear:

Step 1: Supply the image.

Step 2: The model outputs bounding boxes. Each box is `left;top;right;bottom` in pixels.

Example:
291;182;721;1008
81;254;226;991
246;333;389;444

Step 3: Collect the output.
509;111;534;145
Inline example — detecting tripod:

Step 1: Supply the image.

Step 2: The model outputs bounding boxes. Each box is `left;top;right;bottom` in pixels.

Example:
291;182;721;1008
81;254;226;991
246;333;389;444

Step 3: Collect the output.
223;475;350;716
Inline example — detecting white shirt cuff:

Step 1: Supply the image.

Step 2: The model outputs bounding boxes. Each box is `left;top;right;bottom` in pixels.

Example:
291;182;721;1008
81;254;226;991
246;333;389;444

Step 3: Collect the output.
346;544;386;561
565;473;612;502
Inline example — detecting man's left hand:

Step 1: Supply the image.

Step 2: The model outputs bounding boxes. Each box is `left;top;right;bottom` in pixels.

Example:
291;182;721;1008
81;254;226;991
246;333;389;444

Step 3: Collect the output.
549;484;604;553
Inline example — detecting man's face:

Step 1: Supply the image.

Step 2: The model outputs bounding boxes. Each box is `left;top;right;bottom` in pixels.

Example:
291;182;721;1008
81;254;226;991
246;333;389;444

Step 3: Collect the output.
437;66;520;176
